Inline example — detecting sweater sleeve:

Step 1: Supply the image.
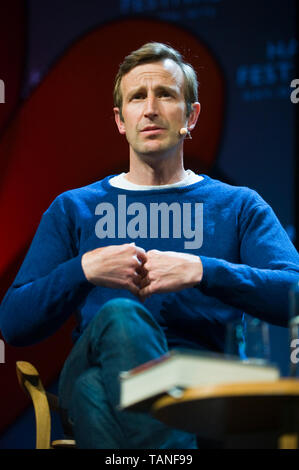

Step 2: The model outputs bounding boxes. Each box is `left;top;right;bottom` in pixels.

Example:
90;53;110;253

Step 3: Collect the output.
197;193;299;327
0;197;93;346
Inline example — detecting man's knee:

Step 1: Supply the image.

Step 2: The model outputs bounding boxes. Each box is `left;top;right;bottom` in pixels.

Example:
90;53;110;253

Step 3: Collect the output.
88;297;167;352
92;297;159;332
99;297;143;320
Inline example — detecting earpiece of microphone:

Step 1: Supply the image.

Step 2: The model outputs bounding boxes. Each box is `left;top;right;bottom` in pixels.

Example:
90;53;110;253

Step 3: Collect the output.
179;127;192;139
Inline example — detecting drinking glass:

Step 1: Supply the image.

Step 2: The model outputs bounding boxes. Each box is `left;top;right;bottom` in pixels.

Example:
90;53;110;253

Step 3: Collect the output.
225;316;271;363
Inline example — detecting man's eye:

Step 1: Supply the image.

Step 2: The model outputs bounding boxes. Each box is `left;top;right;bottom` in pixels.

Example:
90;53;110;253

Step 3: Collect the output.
159;92;171;98
132;94;144;100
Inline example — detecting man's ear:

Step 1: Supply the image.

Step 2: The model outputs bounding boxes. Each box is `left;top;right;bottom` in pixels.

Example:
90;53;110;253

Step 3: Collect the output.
187;102;201;131
113;107;126;135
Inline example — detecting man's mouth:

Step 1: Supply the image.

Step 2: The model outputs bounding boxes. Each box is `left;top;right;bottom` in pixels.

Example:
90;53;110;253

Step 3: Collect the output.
140;126;165;134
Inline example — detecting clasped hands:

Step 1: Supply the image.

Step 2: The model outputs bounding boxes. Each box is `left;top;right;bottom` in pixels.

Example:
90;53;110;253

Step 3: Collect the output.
81;243;203;301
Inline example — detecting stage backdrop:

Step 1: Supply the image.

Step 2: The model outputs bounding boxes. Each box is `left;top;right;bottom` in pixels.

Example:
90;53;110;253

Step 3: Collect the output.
0;0;297;447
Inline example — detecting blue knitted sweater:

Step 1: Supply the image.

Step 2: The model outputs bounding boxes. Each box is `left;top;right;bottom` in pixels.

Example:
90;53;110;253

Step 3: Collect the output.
1;174;298;349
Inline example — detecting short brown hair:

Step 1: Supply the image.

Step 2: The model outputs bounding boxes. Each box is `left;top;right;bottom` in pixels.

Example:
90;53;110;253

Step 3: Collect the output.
113;42;198;119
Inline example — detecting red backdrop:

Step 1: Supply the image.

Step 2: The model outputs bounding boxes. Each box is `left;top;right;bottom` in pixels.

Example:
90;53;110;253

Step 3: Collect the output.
0;17;224;434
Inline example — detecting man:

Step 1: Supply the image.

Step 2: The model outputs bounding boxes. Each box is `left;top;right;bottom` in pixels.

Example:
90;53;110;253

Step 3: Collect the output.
0;42;299;449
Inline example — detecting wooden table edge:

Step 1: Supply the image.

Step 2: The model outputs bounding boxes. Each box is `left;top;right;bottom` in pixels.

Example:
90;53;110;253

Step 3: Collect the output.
152;379;299;412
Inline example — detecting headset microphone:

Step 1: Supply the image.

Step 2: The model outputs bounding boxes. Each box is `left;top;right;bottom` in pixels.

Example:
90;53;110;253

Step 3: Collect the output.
179;127;192;139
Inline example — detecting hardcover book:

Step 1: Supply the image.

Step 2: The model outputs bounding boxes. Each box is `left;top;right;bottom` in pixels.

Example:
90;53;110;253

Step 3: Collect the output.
119;349;280;411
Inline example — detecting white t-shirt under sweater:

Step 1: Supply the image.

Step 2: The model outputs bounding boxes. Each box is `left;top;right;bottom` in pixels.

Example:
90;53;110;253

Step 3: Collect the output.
109;169;203;190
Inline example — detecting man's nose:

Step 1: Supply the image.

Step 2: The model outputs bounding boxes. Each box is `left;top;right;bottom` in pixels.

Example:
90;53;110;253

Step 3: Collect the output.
143;95;158;119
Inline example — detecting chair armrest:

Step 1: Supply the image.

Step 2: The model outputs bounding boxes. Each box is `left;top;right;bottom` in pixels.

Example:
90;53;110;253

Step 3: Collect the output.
16;361;51;449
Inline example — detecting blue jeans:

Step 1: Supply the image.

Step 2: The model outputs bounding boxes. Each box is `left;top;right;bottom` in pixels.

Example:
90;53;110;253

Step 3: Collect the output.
58;298;197;449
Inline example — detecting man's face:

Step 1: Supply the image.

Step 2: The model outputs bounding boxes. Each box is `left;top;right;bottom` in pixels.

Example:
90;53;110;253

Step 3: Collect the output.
114;59;196;157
